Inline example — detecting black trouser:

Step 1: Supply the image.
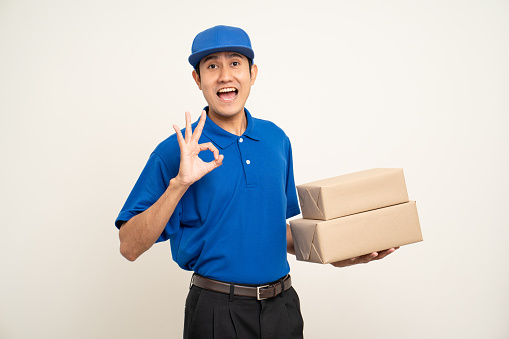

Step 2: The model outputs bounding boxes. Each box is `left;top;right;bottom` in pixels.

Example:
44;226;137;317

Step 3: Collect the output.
184;283;304;338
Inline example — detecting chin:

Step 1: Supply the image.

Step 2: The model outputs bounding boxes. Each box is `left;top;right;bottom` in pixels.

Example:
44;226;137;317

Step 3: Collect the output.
209;104;244;118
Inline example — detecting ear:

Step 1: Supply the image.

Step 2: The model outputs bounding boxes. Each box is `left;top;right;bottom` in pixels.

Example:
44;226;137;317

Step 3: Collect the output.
250;64;258;86
192;69;202;90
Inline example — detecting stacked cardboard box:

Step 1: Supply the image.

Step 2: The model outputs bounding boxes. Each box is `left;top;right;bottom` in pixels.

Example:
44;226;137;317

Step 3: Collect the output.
289;168;423;264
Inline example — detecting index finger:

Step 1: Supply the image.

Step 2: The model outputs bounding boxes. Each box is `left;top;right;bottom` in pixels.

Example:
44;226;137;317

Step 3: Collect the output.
192;110;206;142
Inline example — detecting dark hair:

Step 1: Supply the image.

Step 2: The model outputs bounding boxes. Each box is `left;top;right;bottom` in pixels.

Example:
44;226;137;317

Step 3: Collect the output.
195;57;253;79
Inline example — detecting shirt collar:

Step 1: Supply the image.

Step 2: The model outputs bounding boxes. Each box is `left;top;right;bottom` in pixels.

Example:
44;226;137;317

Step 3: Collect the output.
201;107;260;149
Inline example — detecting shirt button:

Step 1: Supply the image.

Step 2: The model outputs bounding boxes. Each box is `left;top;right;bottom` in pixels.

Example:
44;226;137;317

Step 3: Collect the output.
239;138;244;143
246;160;251;165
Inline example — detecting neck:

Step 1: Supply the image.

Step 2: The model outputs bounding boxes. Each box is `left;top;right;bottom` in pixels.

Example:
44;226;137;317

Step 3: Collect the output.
207;108;247;136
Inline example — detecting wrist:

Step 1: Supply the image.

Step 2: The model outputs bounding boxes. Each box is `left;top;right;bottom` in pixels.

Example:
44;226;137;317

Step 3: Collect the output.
170;176;192;191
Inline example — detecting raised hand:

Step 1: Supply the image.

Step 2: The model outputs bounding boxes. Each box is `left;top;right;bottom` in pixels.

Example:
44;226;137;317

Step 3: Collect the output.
172;111;224;187
330;247;399;268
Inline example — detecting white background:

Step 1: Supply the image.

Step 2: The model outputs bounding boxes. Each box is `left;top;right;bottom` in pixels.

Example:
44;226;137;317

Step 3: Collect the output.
1;0;508;338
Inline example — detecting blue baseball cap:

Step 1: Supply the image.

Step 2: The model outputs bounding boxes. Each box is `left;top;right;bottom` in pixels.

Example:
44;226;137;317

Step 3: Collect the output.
189;25;255;69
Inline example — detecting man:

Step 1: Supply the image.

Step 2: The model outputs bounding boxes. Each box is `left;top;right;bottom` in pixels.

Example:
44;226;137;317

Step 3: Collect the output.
115;25;397;339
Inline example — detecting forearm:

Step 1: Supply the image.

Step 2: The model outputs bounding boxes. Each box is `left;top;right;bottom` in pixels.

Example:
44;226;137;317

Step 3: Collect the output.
286;223;295;256
119;178;189;261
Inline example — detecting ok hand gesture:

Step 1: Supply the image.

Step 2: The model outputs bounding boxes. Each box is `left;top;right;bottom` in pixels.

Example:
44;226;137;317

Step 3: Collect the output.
173;111;224;187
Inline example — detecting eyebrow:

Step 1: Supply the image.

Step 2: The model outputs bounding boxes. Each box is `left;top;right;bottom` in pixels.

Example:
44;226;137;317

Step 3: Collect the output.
226;53;245;59
201;53;245;64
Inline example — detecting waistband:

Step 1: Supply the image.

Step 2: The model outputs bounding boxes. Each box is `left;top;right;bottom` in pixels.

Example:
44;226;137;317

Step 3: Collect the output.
191;274;292;301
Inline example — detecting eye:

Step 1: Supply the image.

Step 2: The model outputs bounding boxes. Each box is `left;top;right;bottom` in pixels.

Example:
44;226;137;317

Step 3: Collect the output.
208;64;218;69
231;61;240;67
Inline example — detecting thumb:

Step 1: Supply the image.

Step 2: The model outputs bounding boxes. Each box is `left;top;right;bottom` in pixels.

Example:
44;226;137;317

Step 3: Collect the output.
203;154;224;174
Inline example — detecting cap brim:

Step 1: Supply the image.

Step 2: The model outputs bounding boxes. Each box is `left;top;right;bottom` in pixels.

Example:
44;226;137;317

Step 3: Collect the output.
189;46;254;69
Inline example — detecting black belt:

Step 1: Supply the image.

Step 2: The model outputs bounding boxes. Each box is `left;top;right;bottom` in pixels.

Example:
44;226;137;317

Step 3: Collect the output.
191;274;292;301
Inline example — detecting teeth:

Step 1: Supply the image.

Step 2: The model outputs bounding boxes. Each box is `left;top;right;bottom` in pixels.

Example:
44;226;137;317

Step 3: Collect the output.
218;87;237;93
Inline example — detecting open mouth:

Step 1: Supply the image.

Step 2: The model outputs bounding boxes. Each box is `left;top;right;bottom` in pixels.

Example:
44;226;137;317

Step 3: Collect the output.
217;87;238;102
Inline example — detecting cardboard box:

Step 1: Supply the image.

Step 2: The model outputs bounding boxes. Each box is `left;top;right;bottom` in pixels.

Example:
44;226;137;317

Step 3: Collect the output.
290;201;422;264
297;168;409;220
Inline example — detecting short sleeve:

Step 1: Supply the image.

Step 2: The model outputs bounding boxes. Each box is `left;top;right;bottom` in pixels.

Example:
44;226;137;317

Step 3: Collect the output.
285;140;301;219
115;152;182;242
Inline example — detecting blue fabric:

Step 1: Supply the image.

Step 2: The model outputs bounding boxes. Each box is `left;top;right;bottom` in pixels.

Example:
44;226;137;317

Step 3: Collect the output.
115;108;300;285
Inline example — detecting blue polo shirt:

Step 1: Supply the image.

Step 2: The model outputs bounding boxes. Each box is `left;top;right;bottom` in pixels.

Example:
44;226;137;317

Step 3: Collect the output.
115;108;300;284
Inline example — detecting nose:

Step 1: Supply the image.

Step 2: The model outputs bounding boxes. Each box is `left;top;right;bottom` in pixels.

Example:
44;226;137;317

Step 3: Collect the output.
218;65;233;82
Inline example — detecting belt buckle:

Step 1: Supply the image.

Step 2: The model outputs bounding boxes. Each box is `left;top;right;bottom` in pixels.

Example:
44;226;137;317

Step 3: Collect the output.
256;284;271;300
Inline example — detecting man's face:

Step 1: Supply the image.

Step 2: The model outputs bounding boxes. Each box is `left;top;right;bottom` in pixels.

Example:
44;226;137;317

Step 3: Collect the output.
192;51;257;120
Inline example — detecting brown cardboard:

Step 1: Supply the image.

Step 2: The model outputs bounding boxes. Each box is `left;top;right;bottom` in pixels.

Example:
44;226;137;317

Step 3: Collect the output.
290;201;422;264
297;168;409;220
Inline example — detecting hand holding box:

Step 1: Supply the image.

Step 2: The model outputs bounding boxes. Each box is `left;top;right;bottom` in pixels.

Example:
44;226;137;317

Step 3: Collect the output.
290;168;423;264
